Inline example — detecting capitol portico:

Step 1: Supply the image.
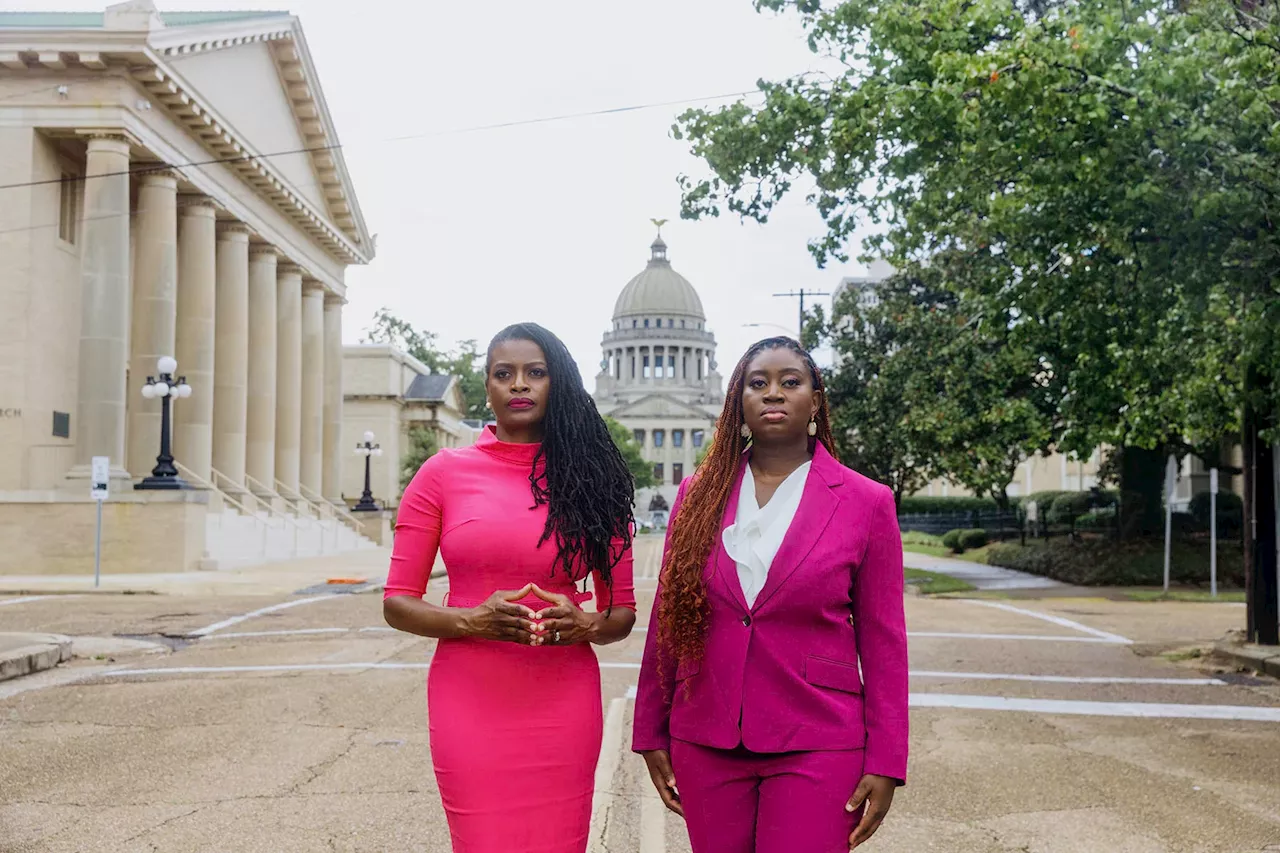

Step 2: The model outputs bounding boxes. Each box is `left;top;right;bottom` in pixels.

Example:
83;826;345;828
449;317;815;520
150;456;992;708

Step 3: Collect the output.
0;3;375;573
594;232;724;508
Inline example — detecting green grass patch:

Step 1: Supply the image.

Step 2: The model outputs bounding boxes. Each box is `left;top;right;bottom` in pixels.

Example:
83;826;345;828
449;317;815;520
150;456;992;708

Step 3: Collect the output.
902;543;951;558
904;567;976;595
1124;589;1246;604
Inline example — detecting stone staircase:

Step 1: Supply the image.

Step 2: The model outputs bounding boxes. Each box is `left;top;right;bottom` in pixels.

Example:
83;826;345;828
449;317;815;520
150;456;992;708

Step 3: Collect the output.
178;464;379;570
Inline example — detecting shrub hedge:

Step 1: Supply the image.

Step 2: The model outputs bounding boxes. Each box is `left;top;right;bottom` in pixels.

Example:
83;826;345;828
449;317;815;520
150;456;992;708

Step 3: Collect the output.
1188;491;1244;534
898;496;1005;513
941;529;964;552
958;529;988;549
986;539;1245;587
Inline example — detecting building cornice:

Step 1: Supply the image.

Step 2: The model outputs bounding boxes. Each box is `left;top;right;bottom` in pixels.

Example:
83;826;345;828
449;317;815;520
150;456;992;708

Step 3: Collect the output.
0;20;373;266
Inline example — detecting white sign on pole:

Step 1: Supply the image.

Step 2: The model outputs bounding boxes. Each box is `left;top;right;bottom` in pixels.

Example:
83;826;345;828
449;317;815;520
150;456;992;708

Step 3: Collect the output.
1210;468;1219;495
90;456;110;501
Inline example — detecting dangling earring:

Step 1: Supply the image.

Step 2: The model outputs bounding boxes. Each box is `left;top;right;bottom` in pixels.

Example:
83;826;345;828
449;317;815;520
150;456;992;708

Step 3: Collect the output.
740;423;752;440
807;418;818;436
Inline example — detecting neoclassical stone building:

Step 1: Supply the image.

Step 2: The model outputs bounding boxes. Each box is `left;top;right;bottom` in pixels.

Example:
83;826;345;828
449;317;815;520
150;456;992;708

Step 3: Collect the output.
0;3;374;572
594;232;724;510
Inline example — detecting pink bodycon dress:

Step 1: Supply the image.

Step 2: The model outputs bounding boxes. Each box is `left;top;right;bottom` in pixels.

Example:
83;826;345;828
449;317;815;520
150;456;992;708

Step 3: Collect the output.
384;426;636;853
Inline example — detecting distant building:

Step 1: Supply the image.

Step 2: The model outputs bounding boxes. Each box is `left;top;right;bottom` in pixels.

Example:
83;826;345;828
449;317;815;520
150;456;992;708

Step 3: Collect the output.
594;232;724;509
342;345;469;509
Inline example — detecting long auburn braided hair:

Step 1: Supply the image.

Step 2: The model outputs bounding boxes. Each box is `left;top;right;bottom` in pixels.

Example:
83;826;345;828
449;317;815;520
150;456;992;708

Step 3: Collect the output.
656;337;837;668
486;323;635;599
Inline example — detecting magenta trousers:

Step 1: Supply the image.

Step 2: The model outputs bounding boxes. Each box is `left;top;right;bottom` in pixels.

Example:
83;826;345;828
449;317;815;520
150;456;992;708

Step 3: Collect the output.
670;740;866;853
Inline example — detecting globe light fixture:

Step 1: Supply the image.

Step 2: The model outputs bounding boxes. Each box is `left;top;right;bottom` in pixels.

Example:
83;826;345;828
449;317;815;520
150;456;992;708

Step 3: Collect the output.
135;356;192;490
353;431;381;512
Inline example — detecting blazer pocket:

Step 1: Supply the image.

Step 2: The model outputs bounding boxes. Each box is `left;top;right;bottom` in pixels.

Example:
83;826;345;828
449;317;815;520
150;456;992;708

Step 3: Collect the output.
804;655;863;694
675;658;701;681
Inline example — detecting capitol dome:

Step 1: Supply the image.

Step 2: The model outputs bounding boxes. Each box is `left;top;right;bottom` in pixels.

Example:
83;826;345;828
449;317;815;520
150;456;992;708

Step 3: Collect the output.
612;235;705;322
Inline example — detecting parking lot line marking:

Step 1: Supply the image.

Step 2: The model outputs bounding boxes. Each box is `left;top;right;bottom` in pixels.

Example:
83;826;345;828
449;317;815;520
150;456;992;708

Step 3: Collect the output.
908;631;1126;643
187;595;336;637
910;671;1225;686
588;696;629;852
964;599;1133;644
909;693;1280;721
103;662;430;676
0;595;68;607
202;628;352;640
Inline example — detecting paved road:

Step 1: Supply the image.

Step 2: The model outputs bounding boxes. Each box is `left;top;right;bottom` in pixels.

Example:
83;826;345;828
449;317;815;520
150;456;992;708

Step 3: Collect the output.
2;537;1279;853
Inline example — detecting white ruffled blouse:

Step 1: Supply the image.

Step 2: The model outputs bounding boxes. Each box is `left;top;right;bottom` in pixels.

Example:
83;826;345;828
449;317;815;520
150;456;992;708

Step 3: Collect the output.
722;460;812;608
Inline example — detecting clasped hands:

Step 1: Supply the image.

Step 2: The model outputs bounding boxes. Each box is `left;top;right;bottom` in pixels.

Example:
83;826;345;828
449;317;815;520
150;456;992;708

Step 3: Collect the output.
461;583;597;646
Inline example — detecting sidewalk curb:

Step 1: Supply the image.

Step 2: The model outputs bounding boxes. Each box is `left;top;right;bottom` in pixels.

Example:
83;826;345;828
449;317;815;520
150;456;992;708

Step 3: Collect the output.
0;633;73;683
1214;640;1280;678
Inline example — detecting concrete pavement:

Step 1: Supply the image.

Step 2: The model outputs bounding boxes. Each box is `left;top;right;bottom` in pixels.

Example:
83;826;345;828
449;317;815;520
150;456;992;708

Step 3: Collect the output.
2;536;1279;852
903;549;1064;590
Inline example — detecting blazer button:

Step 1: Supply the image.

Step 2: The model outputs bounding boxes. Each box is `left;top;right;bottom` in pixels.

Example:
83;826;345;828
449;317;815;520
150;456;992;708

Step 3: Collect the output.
742;615;752;627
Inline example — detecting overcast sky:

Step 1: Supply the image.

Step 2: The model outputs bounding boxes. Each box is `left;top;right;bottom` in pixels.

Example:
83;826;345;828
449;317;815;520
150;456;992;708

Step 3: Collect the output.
21;0;880;381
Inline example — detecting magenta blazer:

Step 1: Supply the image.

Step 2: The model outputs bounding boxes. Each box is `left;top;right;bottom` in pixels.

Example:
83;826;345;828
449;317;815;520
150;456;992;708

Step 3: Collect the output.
632;442;909;783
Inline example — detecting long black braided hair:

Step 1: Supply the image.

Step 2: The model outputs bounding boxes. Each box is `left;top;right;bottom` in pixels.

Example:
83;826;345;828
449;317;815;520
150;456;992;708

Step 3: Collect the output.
486;323;636;599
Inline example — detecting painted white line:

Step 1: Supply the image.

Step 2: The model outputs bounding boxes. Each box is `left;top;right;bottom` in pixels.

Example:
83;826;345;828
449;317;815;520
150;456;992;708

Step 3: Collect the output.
965;599;1133;644
629;626;1125;645
588;696;629;853
201;628;351;640
187;595;336;637
625;684;638;699
908;631;1126;644
103;662;429;677
909;693;1280;722
358;626;396;633
601;662;641;670
0;595;73;607
0;664;107;700
639;789;667;853
910;671;1225;686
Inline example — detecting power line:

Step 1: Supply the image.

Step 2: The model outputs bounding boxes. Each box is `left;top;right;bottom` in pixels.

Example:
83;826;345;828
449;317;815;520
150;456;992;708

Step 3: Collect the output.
0;88;760;193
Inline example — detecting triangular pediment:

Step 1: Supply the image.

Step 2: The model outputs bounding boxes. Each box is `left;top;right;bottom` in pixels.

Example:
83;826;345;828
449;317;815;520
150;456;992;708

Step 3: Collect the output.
166;41;327;211
605;393;718;421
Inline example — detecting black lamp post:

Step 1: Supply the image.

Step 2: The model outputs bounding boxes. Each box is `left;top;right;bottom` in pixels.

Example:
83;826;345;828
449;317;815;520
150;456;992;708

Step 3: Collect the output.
135;355;192;490
353;430;382;511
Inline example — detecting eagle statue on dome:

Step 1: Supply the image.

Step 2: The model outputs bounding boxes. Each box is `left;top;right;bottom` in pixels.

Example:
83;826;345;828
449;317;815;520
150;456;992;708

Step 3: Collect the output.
650;218;668;236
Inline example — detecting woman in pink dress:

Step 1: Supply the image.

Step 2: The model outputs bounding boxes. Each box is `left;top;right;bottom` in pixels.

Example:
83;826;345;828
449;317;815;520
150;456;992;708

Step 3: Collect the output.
383;322;638;853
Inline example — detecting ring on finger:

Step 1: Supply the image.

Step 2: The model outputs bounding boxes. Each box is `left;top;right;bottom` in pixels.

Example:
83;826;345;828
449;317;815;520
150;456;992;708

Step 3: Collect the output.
553;630;561;643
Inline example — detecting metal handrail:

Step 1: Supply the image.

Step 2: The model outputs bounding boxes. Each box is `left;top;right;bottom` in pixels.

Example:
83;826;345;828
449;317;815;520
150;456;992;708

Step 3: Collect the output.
174;462;262;525
297;481;364;533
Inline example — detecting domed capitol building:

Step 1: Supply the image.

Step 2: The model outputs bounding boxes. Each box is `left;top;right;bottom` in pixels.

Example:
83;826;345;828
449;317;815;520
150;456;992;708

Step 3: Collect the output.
594;229;724;511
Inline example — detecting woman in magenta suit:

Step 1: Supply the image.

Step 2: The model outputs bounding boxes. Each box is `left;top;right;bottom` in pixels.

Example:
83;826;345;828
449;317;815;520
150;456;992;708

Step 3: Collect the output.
384;323;638;853
633;337;909;852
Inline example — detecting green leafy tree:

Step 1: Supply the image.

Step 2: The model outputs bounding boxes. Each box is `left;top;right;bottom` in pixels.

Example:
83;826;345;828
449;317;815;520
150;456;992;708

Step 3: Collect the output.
605;417;656;490
400;427;439;492
362;309;489;420
673;0;1279;527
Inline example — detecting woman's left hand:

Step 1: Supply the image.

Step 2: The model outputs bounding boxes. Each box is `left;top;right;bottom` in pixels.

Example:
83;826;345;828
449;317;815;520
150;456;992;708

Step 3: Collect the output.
529;584;598;646
846;774;897;849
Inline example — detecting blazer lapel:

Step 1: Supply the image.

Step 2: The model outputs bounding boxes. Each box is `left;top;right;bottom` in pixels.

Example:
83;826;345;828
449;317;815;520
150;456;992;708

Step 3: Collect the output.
712;455;751;613
749;444;842;613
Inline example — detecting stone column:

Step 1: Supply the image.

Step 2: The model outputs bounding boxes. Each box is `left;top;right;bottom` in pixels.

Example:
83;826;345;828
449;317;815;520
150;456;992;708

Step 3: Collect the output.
69;135;133;481
322;295;344;503
274;264;303;495
173;198;217;484
212;223;250;487
299;281;325;497
126;169;179;479
245;246;279;494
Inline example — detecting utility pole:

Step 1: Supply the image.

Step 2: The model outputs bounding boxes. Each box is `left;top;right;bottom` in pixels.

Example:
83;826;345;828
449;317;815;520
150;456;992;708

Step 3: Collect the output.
773;289;830;342
1242;362;1279;646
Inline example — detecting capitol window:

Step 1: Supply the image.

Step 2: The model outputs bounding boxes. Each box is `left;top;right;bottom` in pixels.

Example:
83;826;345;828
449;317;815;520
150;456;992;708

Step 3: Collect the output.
653;429;665;448
692;430;705;447
644;319;650;328
656;318;662;328
633;429;645;446
673;430;684;448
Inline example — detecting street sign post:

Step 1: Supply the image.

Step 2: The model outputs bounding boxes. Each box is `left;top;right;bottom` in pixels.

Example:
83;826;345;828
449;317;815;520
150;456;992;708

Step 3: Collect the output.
1163;454;1177;594
1210;468;1219;598
90;456;109;589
